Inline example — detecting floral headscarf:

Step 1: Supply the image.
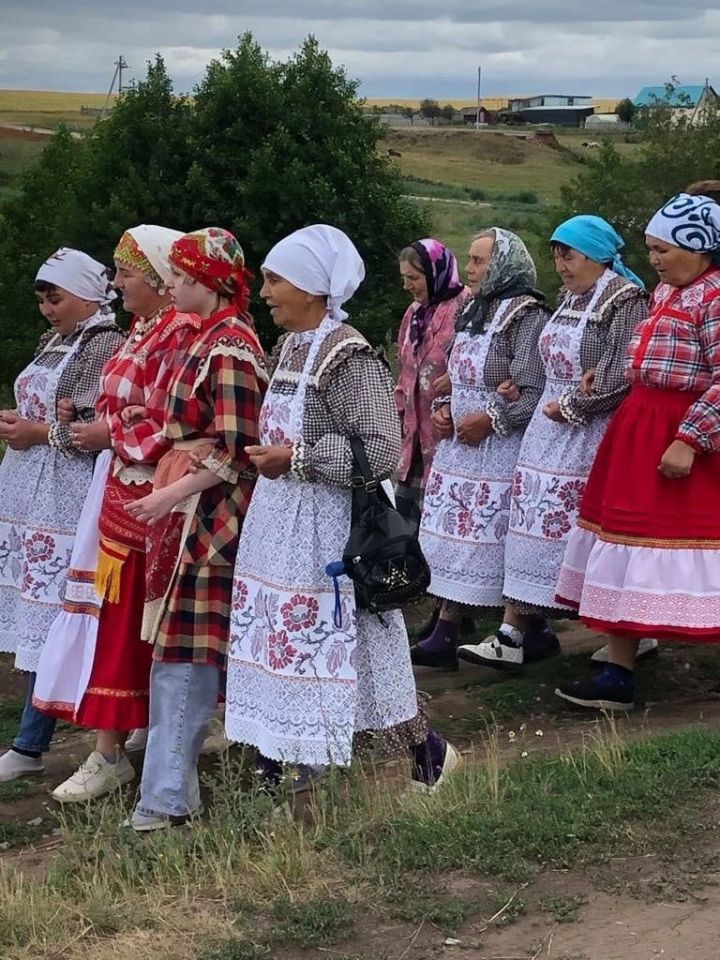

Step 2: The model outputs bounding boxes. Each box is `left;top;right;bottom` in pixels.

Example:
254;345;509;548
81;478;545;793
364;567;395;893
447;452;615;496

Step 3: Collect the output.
405;238;464;351
457;228;543;335
114;225;184;289
170;227;252;314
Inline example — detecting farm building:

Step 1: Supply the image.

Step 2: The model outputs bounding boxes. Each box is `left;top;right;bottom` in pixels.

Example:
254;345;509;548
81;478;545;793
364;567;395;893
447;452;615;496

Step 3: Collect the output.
460;106;497;125
633;83;719;125
499;94;595;127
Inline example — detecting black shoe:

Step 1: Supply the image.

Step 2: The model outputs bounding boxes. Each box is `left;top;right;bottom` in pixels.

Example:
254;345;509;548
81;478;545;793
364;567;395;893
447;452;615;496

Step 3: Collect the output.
555;677;634;712
523;625;561;664
410;643;459;670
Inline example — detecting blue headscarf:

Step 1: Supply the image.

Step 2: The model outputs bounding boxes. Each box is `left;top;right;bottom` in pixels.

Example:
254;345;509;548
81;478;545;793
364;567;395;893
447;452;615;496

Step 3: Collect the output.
551;215;645;289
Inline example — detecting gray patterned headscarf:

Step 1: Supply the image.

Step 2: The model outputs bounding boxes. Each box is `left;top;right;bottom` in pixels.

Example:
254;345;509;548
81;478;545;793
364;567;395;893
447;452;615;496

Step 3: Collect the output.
456;227;542;334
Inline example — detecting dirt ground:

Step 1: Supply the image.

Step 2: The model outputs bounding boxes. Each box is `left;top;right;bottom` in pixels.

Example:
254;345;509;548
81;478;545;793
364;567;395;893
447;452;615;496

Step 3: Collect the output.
3;622;720;960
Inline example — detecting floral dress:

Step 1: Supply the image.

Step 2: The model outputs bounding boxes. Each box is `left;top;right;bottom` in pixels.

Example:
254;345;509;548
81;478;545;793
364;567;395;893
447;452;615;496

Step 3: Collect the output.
503;271;647;611
419;296;546;606
226;321;421;767
0;314;124;672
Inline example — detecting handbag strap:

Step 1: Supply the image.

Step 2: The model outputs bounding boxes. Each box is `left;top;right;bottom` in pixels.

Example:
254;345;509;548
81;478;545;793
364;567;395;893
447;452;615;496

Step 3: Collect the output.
349;435;379;493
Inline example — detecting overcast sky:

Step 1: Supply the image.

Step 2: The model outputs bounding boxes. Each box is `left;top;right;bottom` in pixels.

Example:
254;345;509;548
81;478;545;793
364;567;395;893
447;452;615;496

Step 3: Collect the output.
1;1;718;99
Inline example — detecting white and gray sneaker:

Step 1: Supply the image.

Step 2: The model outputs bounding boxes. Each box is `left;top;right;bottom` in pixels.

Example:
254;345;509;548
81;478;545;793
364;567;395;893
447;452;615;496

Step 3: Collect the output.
457;626;524;672
125;728;148;753
51;750;135;803
0;749;44;783
591;638;659;664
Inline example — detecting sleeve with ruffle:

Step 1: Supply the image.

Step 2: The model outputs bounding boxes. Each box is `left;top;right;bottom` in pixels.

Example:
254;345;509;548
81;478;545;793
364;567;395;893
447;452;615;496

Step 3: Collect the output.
290;347;401;488
485;304;547;436
198;344;267;483
558;288;648;425
676;294;720;453
49;328;126;457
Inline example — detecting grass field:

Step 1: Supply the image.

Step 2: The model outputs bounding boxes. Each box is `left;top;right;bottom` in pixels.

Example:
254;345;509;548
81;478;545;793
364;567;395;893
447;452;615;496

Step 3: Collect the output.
0;89;110;131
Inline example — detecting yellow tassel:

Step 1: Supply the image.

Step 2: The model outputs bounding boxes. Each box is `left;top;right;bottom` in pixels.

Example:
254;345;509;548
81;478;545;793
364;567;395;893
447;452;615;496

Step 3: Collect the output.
95;539;130;604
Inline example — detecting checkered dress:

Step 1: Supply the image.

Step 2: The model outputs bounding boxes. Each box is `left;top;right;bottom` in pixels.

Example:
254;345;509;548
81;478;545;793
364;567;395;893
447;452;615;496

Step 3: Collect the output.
153;308;268;669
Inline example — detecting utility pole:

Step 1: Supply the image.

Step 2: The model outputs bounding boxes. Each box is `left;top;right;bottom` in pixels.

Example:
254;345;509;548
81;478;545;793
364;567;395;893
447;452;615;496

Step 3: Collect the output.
101;54;129;119
475;66;482;130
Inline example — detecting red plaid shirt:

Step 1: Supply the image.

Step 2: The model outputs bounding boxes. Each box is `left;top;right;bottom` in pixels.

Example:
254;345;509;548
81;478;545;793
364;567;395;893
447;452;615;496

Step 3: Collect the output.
162;306;268;566
628;267;720;452
97;307;201;465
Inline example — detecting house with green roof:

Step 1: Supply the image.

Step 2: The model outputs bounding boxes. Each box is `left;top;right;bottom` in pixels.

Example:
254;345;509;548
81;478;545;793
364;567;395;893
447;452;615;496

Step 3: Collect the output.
633;83;718;125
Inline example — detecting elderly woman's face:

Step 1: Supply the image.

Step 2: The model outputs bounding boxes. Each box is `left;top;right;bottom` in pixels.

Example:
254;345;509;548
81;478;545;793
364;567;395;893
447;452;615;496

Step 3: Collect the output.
260;268;320;330
646;235;711;288
399;259;429;304
465;236;495;293
552;246;604;295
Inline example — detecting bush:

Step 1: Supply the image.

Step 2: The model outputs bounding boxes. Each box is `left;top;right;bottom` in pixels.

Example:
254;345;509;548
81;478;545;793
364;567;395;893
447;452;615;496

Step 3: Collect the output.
0;36;427;386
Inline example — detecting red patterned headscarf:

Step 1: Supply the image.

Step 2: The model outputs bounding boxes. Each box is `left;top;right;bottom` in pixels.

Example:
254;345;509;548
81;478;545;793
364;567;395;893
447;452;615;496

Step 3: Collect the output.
169;227;252;313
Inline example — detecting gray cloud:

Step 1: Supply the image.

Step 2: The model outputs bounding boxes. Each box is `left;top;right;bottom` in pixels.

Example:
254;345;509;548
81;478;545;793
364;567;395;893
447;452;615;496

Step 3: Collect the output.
0;2;717;98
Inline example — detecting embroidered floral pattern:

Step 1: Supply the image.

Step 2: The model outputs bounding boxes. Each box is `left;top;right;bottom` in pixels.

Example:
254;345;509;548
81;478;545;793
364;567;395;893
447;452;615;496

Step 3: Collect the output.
26;532;56;563
542;510;572;540
281;593;320;632
558;479;586;513
268;630;298;670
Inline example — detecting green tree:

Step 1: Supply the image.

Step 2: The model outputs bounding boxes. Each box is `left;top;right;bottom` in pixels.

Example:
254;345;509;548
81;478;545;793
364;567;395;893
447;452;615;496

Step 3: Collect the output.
615;97;636;124
420;98;441;124
0;56;194;386
0;38;426;384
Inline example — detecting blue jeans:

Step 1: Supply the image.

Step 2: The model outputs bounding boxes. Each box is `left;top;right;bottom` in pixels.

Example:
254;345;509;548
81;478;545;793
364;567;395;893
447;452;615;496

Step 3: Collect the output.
13;672;57;755
135;661;220;817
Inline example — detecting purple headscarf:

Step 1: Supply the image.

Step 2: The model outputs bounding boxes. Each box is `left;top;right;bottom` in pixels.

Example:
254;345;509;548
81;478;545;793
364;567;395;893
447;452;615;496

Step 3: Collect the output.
407;238;464;351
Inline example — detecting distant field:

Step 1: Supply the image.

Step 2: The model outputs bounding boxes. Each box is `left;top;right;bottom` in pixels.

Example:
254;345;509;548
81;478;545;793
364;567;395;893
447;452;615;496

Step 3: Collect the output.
0;88;110;130
383;127;584;202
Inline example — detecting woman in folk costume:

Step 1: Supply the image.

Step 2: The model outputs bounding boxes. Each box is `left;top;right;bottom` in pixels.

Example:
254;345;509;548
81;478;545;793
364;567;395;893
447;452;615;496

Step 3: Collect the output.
556;194;720;711
395;240;469;525
33;225;202;802
456;216;648;671
0;251;124;783
225;225;459;790
120;229;267;832
411;229;549;670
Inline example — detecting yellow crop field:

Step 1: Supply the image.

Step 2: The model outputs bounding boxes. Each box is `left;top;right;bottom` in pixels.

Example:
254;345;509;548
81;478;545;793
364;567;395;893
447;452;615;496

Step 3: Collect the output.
0;89;113;130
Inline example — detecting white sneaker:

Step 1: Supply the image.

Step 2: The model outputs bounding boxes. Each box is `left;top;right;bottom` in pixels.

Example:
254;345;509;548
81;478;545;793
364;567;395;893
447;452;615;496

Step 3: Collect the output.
122;808;199;832
591;638;659;664
51;750;135;803
0;749;44;783
457;631;524;671
410;743;461;795
200;717;233;755
125;728;148;753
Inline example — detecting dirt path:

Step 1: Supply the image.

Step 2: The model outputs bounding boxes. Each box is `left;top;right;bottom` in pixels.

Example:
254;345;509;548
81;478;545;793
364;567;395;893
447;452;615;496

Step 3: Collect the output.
3;628;720;959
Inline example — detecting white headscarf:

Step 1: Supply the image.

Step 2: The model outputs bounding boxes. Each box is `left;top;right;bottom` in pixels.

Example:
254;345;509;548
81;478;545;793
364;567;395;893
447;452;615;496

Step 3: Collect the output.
646;193;720;253
117;224;185;285
262;224;365;321
36;247;116;308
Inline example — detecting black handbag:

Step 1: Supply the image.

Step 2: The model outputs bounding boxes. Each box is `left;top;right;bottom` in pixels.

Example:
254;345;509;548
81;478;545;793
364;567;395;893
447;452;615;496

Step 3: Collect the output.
341;435;431;613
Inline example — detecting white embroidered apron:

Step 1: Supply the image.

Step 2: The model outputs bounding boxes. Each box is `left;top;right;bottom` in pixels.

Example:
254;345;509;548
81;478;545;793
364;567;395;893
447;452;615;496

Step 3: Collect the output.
503;272;613;610
32;449;112;715
225;318;418;766
419;301;522;606
0;316;106;672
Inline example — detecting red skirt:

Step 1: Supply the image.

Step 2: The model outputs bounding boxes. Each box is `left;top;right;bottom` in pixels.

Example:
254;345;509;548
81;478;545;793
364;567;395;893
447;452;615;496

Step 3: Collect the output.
73;548;153;730
555;384;720;641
